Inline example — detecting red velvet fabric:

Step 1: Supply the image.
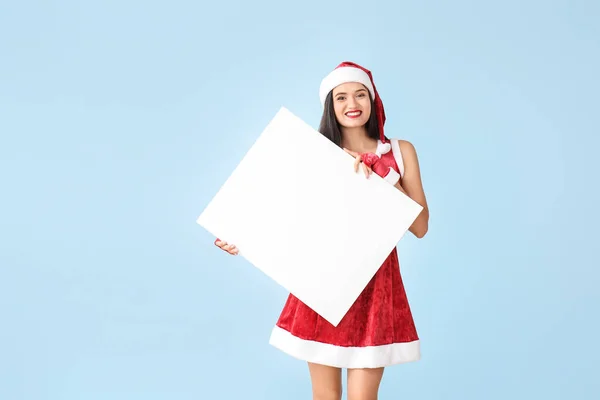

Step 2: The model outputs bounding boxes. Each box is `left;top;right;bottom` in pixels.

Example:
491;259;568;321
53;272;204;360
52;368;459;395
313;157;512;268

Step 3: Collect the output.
275;149;418;347
361;151;397;182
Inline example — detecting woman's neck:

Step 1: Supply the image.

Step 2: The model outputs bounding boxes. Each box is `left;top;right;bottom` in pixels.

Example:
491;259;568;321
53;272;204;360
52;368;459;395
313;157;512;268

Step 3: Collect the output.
340;127;378;153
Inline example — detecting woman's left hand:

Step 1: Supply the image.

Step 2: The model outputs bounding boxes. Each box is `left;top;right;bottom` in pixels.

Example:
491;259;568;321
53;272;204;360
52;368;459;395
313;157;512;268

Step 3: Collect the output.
343;148;373;178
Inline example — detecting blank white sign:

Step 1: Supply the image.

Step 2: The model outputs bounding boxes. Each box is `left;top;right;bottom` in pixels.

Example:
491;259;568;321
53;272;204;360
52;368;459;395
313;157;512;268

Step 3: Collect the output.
197;107;423;326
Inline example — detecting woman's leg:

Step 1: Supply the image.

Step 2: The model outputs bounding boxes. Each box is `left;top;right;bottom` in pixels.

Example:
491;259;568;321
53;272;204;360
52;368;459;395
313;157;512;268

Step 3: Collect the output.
346;367;385;400
307;362;343;400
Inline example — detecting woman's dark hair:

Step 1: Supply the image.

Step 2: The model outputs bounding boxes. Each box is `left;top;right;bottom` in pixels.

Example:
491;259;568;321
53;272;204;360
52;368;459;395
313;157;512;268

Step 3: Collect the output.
318;90;381;148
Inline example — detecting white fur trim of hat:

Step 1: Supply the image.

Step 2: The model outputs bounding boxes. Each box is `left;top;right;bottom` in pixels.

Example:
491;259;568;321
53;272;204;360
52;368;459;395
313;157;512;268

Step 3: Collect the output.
319;66;375;106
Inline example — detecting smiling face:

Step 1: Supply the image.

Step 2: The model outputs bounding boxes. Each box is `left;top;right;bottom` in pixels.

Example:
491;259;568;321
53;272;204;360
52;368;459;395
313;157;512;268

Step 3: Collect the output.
332;82;372;129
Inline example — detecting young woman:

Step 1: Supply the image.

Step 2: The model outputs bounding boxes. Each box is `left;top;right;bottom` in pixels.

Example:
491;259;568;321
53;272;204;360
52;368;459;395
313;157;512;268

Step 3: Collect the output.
215;61;429;400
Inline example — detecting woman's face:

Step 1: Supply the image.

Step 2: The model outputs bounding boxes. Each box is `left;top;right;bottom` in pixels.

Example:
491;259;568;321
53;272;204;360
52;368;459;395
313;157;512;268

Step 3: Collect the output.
332;82;371;129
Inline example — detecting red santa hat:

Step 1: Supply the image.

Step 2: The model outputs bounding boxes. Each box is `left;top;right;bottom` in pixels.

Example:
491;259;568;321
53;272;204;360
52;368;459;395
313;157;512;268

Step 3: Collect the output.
319;61;387;143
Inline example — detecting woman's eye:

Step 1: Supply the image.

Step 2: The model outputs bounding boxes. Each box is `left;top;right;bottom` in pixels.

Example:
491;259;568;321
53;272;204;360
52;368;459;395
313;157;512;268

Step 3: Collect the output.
336;96;345;101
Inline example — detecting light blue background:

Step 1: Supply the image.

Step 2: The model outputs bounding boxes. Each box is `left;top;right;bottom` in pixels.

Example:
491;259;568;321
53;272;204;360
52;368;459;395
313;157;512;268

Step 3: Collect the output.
1;0;599;399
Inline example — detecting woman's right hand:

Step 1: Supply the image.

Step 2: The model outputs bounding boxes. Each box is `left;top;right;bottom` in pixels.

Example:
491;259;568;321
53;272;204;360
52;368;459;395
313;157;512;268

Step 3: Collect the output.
343;148;373;178
214;238;239;255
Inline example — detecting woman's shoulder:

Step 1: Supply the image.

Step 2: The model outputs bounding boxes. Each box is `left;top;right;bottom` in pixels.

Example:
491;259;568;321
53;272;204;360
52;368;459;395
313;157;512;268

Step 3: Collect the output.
388;139;421;173
394;139;416;152
387;138;418;155
393;140;424;176
388;138;418;158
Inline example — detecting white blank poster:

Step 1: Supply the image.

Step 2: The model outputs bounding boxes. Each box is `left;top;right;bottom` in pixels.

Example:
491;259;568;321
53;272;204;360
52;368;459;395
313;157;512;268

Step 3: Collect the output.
197;107;423;326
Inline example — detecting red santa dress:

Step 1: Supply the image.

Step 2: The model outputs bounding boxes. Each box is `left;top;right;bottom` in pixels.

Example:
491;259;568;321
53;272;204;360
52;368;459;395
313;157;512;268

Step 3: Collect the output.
268;137;420;369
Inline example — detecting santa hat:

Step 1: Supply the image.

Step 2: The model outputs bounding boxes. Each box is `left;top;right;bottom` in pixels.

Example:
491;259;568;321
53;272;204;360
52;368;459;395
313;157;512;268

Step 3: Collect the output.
319;61;387;143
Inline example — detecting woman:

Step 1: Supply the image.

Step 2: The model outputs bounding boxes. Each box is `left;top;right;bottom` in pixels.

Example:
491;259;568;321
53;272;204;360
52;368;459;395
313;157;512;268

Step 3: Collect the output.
215;61;429;400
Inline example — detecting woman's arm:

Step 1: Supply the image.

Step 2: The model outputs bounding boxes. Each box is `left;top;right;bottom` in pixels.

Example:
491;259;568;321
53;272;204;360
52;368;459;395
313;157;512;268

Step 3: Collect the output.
394;140;429;238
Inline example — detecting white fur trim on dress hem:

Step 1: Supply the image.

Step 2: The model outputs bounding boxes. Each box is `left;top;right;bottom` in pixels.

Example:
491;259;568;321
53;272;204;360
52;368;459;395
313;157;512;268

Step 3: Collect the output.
384;168;400;185
269;326;420;369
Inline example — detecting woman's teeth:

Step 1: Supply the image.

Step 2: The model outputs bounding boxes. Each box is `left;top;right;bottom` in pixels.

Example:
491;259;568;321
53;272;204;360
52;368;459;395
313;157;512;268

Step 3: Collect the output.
346;111;361;118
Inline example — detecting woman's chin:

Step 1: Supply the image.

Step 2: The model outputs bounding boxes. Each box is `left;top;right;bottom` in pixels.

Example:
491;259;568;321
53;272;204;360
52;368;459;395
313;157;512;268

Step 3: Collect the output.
340;117;369;129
